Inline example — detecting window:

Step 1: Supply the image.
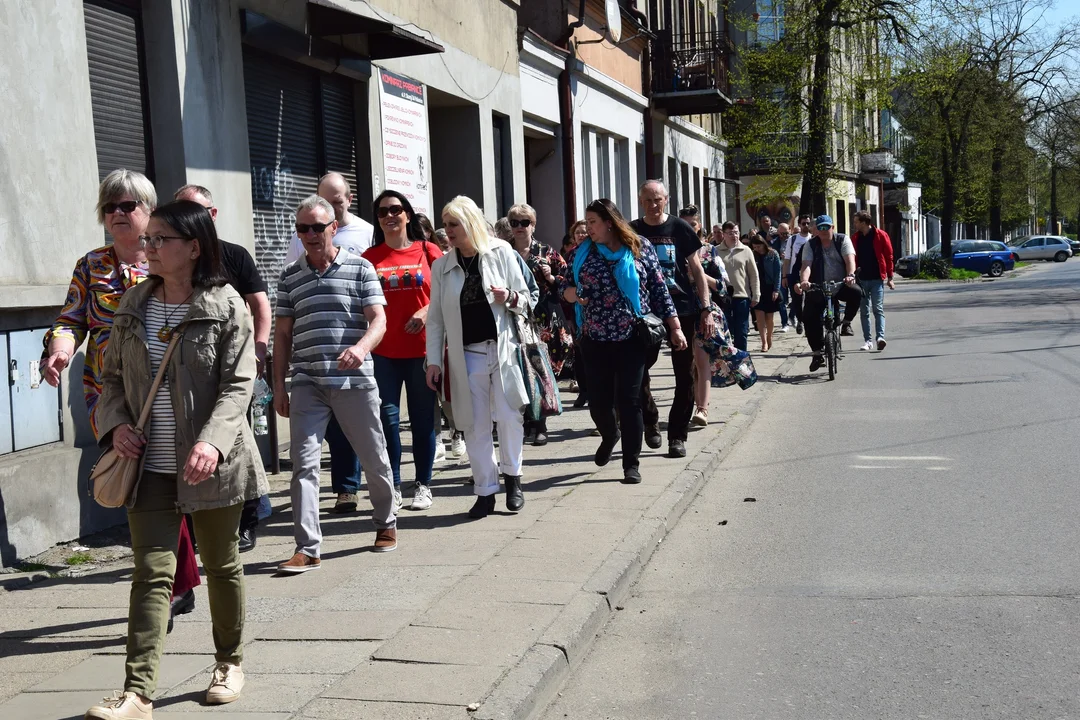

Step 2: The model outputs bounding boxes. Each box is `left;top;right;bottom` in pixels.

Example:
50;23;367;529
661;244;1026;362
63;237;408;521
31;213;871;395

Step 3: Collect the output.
493;113;512;216
1025;238;1044;248
753;0;785;45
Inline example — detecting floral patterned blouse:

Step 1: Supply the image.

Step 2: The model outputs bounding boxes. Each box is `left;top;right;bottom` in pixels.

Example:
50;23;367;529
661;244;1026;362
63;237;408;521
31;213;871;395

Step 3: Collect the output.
43;246;149;435
561;239;676;343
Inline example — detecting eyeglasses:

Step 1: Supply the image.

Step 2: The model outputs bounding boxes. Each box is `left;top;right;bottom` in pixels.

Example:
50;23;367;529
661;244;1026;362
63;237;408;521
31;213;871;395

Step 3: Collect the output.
296;223;331;234
139;234;190;249
103;200;140;214
508;219;532;228
377;205;405;219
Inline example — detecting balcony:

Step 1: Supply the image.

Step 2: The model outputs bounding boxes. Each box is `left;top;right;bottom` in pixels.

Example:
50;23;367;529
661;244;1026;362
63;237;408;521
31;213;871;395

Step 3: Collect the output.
651;29;732;115
729;131;836;173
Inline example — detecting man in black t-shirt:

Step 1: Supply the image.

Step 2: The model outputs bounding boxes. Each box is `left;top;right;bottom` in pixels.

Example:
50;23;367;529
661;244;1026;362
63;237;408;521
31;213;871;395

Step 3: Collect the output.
632;180;713;460
175;185;273;555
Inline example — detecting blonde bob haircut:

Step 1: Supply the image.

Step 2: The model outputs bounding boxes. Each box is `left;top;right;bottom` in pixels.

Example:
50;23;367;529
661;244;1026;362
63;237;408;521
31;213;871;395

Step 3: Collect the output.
442;195;491;255
507;203;537;224
96;169;157;225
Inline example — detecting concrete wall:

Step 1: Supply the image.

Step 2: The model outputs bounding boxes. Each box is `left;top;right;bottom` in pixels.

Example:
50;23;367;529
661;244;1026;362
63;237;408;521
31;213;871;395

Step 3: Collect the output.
0;0;101;303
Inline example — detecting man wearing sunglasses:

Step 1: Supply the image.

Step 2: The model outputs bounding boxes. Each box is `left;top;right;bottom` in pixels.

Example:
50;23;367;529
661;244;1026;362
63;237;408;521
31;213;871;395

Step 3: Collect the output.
274;195;398;572
283;173;377;514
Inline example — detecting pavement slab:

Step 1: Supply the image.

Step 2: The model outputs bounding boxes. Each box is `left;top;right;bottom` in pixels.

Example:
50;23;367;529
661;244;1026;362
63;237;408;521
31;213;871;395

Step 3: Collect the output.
1;328;804;718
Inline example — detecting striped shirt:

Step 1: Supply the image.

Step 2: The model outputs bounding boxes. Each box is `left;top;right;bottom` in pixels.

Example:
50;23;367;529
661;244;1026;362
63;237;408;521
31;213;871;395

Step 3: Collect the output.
143;297;188;473
276;249;387;389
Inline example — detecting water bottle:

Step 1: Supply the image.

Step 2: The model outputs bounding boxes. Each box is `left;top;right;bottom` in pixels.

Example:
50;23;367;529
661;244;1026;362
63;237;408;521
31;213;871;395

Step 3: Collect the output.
252;377;272;436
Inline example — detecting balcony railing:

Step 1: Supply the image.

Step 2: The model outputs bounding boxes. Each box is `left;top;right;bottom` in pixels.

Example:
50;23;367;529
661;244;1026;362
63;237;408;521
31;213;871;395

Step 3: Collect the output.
729;132;834;173
651;29;732;115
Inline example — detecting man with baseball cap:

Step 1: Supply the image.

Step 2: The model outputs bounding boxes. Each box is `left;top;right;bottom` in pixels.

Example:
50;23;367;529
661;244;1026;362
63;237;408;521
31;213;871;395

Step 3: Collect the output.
794;214;862;372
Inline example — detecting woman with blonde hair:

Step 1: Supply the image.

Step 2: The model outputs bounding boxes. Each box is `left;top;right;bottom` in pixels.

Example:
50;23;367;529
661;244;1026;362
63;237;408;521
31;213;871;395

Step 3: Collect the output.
426;196;534;518
561;199;681;484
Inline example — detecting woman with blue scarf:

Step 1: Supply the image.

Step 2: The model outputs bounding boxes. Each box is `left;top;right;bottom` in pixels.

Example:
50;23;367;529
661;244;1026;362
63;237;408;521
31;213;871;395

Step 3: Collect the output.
560;199;682;484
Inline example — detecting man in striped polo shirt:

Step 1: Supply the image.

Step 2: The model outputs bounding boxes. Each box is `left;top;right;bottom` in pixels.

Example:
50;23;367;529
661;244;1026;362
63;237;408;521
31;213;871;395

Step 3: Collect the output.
273;195;398;573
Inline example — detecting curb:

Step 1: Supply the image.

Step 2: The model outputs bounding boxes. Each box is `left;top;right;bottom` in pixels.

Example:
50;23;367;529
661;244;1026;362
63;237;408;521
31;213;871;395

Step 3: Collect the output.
471;346;803;720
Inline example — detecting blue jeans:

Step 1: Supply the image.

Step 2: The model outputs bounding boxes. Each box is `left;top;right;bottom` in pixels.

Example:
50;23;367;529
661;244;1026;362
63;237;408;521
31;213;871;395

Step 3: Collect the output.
373;354;437;487
726;297;751;351
859;278;886;342
325;414;361;494
777;285;789;327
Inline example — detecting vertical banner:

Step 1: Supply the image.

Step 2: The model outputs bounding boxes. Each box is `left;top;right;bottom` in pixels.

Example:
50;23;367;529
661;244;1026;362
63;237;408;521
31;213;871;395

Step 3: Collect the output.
378;68;432;216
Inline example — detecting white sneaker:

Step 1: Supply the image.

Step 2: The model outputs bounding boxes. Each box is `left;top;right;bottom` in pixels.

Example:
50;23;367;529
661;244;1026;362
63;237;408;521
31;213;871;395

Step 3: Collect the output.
392;489;403;513
450;434;466;459
776;325;789;333
860;340;874;351
84;691;153;719
691;407;708;427
410;484;433;510
205;662;245;705
434;440;446;463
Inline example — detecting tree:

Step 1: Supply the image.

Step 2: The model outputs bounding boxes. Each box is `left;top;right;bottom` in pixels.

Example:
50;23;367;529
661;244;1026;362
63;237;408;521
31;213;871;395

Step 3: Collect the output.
896;0;1078;255
726;0;910;215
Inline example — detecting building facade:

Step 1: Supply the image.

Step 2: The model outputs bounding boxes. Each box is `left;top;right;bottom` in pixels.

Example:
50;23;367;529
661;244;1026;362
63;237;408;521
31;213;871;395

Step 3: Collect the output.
0;0;525;565
518;0;729;249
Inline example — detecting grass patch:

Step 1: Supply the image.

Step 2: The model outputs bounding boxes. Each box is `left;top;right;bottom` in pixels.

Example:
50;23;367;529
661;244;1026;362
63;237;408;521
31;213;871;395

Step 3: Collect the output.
1015;261;1030;268
65;552;94;566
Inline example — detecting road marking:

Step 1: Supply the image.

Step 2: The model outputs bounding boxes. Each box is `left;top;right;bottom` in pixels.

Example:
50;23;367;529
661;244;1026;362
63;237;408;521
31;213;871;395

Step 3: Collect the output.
856;455;951;461
850;465;900;469
926;466;950;471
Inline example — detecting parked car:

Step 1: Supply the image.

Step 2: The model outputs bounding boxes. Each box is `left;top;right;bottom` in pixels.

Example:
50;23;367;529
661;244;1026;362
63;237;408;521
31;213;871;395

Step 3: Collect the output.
1006;235;1073;262
1051;235;1080;256
895;240;1017;278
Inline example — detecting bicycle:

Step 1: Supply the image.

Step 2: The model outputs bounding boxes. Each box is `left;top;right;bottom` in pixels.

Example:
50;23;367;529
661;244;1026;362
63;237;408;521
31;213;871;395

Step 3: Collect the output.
807;281;846;381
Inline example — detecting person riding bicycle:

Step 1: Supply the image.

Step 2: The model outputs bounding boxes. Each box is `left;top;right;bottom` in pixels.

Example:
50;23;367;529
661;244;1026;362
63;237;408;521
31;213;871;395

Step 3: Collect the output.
794;215;862;372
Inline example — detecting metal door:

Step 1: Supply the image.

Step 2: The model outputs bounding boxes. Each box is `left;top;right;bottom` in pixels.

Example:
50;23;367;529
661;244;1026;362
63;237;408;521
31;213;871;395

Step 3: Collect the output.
8;329;62;451
0;337;11;455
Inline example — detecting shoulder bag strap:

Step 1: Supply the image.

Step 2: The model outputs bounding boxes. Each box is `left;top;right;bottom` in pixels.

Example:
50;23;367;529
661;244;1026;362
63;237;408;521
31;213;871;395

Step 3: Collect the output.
132;333;181;433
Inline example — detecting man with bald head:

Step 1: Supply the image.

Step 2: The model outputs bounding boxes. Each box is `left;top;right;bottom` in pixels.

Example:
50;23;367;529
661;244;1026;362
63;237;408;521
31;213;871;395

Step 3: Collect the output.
285;172;374;263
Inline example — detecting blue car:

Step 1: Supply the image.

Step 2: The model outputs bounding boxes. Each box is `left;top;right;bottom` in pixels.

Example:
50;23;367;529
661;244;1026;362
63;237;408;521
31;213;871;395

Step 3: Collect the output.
896;240;1016;278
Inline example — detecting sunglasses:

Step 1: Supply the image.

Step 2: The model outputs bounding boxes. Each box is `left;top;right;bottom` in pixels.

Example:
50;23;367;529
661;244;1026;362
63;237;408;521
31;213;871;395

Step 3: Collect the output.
377;205;405;219
103;200;140;214
509;219;532;228
817;225;832;231
139;234;190;249
296;222;331;234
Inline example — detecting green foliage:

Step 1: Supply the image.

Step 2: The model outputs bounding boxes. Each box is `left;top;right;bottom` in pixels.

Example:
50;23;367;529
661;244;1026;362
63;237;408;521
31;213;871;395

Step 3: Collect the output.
915;253;953;279
65;552;93;566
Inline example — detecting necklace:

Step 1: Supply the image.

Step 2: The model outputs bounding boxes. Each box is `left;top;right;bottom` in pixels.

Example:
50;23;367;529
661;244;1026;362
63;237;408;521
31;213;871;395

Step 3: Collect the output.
156;290;194;342
460;251;479;275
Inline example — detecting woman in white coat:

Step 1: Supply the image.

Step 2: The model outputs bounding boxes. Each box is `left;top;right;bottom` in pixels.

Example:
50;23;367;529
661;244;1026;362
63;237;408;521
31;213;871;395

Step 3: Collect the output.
426;196;534;518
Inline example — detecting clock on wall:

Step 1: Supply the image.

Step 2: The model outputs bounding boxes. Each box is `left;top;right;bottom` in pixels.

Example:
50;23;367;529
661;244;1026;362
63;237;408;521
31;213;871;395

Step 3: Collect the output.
605;0;622;43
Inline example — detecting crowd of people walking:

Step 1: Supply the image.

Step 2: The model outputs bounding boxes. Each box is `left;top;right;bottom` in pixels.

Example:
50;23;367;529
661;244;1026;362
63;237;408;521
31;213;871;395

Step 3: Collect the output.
45;166;893;719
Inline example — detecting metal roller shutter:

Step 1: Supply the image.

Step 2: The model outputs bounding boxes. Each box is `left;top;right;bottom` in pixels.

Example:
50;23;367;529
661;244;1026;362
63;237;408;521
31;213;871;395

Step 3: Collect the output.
321;76;360;215
83;0;153;181
243;50;320;302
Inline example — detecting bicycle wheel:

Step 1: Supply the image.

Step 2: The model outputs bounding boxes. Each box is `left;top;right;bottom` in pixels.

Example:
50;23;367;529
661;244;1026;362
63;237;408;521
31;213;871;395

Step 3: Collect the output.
825;331;838;381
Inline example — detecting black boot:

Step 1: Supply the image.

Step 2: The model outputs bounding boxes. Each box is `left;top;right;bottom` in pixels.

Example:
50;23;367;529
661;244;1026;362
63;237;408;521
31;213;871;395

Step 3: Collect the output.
504;475;525;511
468;494;496;519
168;589;195;634
238;527;256;553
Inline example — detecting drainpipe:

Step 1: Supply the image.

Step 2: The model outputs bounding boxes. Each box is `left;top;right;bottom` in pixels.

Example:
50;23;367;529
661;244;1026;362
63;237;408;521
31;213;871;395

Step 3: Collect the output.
639;4;655;178
559;0;587;225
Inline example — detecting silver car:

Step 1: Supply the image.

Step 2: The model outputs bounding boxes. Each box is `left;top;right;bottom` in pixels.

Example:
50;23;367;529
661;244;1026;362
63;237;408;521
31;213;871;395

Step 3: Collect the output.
1007;235;1073;262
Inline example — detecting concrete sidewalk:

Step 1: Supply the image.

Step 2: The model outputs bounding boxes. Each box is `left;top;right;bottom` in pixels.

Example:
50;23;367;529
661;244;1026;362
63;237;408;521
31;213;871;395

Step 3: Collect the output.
0;328;808;720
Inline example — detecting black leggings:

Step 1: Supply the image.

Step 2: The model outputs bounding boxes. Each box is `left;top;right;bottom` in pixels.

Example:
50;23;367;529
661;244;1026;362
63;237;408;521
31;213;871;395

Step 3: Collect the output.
582;336;647;470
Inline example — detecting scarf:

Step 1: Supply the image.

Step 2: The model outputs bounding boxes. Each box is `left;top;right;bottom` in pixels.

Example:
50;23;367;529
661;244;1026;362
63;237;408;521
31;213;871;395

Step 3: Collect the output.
571;239;642;326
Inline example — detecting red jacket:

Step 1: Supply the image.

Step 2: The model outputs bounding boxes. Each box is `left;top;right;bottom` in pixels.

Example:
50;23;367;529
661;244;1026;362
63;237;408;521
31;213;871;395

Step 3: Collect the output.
856;226;895;280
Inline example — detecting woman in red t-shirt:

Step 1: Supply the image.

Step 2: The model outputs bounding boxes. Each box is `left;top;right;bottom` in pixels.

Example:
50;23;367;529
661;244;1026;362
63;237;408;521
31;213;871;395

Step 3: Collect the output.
363;191;443;511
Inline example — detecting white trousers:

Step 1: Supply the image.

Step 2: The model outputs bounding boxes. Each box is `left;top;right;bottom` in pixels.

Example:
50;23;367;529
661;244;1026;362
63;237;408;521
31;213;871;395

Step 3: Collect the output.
463;341;524;496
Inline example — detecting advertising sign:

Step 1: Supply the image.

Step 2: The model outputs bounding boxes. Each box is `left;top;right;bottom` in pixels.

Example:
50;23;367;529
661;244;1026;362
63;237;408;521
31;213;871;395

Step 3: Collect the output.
378;68;432;216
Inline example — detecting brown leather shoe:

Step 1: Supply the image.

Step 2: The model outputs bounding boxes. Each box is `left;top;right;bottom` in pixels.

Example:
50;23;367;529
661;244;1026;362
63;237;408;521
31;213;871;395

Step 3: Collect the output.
277;552;320;574
373;528;398;553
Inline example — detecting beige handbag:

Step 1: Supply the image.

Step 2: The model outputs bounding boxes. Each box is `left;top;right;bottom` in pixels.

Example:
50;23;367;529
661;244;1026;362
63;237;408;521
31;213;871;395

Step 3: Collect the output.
89;334;181;508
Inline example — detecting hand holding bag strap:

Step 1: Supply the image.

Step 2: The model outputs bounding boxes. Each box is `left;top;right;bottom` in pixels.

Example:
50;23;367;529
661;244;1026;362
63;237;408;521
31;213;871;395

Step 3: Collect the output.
132;332;181;433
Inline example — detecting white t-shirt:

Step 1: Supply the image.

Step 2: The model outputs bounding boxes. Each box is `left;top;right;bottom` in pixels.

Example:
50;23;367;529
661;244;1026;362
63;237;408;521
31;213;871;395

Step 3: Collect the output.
784;232;812;271
284;217;374;264
801;235;856;282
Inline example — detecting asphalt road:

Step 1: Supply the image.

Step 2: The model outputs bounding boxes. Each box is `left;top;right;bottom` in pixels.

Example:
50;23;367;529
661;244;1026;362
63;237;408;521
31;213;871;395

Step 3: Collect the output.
541;261;1080;720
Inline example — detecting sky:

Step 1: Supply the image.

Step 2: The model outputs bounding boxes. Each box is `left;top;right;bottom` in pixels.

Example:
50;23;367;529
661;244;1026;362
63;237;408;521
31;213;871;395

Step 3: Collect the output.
1043;0;1079;28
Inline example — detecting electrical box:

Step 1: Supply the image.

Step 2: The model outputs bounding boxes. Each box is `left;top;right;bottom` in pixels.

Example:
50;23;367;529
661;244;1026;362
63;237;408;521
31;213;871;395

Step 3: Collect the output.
4;329;62;453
